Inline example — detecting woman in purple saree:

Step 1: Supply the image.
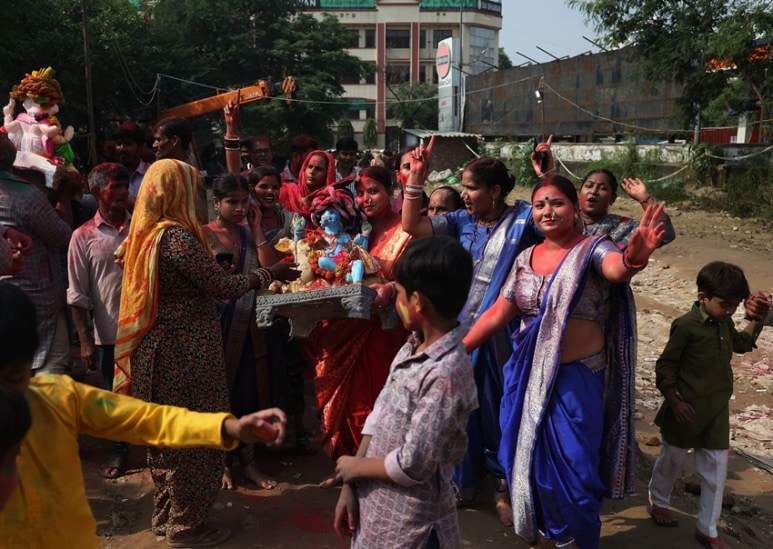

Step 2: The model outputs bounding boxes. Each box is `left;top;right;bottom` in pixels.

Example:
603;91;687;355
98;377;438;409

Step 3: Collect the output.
464;176;665;548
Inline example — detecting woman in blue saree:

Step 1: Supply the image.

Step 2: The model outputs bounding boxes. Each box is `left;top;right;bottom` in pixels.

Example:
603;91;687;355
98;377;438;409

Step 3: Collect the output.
402;140;541;523
464;176;665;548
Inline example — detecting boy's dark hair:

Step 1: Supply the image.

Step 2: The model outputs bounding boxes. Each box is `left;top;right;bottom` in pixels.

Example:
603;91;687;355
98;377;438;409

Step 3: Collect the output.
0;382;31;457
697;261;750;300
336;137;358;152
394;236;472;319
0;282;38;372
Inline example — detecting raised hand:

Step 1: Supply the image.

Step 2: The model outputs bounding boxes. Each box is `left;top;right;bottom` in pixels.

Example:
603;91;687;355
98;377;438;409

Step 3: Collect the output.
407;135;436;187
621;177;651;203
223;91;241;134
625;203;666;266
530;134;554;177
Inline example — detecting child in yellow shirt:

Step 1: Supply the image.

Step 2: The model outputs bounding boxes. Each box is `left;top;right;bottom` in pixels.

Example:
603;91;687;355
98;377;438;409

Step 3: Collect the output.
0;282;286;548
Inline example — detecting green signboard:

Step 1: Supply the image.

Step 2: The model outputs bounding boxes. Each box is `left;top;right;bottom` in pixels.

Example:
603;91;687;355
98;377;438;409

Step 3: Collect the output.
319;0;376;8
421;0;478;8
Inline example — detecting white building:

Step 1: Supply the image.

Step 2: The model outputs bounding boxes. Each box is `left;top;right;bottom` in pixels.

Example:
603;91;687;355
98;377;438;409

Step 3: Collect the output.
300;0;502;150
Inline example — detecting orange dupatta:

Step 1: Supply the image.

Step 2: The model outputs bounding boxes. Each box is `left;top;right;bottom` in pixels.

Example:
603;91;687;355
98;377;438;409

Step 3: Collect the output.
112;159;211;394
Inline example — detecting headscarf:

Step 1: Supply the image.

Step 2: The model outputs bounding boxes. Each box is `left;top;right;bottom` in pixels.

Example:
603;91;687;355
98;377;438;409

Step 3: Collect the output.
112;159;209;394
309;185;359;227
279;149;336;218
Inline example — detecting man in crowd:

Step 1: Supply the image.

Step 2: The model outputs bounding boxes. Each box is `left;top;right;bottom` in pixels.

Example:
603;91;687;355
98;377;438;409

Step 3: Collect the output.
280;134;319;185
0;133;73;374
112;121;150;209
152;117;209;223
67;162;132;479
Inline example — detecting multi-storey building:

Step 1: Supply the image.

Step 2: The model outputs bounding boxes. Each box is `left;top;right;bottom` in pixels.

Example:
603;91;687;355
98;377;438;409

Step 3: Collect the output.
301;0;502;149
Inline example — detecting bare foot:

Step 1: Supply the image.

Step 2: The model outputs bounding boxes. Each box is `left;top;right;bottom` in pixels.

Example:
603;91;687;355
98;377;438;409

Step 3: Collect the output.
221;466;235;490
319;473;342;489
494;490;514;526
241;461;277;490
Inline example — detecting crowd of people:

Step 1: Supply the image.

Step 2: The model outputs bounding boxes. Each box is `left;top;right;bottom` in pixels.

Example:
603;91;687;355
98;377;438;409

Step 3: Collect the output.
1;101;772;549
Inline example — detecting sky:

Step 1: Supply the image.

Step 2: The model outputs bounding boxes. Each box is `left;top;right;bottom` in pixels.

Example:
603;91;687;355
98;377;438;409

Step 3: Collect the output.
499;1;600;65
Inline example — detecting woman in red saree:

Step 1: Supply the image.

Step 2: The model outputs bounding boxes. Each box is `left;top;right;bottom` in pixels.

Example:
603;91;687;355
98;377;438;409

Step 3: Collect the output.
305;166;412;473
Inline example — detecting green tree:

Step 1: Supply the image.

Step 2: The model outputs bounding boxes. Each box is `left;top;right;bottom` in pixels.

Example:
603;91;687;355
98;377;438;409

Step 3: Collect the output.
498;47;513;70
362;118;378;148
387;82;438;129
150;2;372;145
1;0;154;137
337;118;354;140
568;0;773;140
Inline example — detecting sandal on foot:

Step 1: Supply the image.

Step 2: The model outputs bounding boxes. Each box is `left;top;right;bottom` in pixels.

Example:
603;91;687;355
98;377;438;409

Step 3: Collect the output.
167;526;231;548
648;504;679;527
99;451;128;479
694;530;729;549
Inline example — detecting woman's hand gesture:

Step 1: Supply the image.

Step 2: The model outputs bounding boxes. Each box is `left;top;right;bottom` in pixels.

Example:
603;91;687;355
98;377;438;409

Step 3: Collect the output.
621;177;651;203
530;134;554;177
625;203;666;266
406;135;436;188
223;92;240;134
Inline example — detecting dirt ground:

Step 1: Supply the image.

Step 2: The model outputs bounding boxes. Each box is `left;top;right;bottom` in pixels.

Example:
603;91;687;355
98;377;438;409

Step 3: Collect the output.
79;190;773;548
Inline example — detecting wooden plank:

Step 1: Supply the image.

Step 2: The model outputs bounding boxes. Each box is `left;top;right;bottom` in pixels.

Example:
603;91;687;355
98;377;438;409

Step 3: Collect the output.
158;82;271;120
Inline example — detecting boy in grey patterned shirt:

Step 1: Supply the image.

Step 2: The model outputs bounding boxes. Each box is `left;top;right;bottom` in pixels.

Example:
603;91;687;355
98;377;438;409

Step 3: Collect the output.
333;236;478;549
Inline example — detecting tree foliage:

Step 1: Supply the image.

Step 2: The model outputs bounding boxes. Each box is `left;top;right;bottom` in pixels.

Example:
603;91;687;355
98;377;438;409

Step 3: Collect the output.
386;82;438;129
362;118;378;148
1;0;371;157
337;118;354;140
498;47;513;70
568;0;773;138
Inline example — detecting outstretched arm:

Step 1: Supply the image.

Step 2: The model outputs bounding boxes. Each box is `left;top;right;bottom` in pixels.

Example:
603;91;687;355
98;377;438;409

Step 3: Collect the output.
222;407;287;446
463;294;521;352
601;203;665;282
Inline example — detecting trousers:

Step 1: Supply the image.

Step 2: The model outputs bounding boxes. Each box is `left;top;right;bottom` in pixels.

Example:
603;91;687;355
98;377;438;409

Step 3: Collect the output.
648;440;728;537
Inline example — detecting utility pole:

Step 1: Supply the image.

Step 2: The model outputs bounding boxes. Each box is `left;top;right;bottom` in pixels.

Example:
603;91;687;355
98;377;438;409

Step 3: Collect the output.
82;0;97;167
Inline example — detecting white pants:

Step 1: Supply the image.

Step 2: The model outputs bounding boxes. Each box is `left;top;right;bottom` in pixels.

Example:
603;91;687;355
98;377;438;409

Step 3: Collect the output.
648;440;728;537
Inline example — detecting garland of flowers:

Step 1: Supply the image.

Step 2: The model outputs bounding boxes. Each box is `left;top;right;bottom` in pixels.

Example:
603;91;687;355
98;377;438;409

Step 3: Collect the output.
304;227;353;283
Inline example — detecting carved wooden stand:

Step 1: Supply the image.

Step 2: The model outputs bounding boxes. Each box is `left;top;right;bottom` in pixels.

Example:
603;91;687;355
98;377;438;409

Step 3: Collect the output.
255;284;398;337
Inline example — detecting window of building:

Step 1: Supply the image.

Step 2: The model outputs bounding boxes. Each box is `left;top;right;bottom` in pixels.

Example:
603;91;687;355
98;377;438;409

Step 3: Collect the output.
364;70;376;84
344;98;375;121
386;28;410;49
468;27;497;75
365;28;375;48
433;29;452;48
340;72;361;85
385;63;410;85
419;30;427;49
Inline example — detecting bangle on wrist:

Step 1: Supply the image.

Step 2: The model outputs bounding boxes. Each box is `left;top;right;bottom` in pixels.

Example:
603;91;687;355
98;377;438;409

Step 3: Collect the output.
224;146;240;152
639;195;653;205
250;267;273;289
257;240;269;248
622;251;647;271
224;137;240;149
224;134;239;140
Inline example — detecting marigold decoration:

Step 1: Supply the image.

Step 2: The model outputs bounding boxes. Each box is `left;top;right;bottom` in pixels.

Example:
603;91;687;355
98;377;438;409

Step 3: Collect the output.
10;67;66;106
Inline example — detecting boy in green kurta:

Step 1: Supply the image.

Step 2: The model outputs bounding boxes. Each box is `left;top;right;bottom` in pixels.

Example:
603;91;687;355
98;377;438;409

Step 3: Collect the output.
647;261;767;549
